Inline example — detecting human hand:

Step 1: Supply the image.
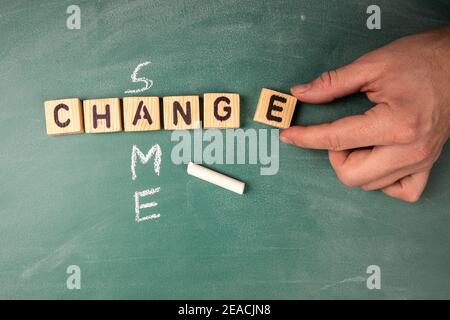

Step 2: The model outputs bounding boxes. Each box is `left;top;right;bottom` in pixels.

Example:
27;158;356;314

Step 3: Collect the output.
280;27;450;202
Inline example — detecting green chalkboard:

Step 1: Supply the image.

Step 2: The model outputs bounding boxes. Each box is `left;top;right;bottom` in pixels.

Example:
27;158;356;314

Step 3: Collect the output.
0;0;449;299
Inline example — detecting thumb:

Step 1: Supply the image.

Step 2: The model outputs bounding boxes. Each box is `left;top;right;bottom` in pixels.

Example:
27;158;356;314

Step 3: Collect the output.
291;60;371;104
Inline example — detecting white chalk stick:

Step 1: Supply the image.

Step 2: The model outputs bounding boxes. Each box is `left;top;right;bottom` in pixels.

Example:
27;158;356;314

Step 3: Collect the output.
187;162;245;195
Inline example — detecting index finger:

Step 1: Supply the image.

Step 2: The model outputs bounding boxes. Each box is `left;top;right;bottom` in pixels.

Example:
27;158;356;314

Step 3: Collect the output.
280;104;393;150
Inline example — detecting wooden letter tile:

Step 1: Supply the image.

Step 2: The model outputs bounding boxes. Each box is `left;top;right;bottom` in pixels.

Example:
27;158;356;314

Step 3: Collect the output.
163;96;200;130
123;97;160;131
253;88;297;129
203;93;240;129
44;98;84;135
83;98;122;133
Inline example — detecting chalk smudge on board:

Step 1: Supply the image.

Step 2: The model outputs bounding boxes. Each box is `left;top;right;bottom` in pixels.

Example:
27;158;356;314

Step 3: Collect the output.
320;276;366;291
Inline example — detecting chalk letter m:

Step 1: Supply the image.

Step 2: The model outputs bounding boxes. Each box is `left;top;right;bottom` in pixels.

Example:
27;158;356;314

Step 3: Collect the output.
131;144;162;180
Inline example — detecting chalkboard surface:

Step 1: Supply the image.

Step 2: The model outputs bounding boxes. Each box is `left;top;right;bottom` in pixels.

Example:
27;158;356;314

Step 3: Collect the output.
0;0;449;299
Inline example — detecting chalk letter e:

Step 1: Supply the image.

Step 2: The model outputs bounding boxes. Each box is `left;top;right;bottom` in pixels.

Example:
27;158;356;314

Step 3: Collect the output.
134;188;161;222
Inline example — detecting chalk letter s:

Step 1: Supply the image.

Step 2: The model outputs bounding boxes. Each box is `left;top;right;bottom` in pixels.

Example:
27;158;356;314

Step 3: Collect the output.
125;61;153;94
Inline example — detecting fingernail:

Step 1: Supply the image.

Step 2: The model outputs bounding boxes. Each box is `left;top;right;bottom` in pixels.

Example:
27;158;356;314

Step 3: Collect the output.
280;135;293;145
291;83;311;94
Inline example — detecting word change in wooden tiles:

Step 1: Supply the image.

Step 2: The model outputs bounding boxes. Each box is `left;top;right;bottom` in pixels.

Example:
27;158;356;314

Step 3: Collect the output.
44;94;241;135
44;89;296;136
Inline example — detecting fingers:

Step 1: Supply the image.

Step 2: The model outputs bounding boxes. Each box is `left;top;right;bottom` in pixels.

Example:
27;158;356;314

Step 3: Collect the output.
381;170;430;203
280;104;393;150
291;60;372;104
360;164;430;191
328;149;430;203
360;168;416;191
328;145;424;187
